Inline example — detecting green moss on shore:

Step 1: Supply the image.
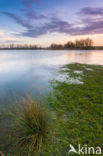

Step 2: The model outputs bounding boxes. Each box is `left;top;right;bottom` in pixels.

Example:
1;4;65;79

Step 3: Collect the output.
47;63;103;155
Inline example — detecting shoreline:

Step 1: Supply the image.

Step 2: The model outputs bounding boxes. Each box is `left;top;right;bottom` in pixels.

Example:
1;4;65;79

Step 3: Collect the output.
0;48;103;50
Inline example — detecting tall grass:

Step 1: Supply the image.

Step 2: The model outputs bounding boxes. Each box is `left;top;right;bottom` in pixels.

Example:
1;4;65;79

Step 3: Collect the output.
9;97;52;155
0;151;4;156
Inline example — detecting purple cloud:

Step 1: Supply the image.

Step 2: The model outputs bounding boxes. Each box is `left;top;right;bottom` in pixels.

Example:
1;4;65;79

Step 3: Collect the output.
76;7;103;35
0;40;23;43
3;12;32;29
26;11;46;19
20;17;74;37
77;20;103;35
3;7;103;38
3;11;74;37
78;7;103;16
22;0;38;8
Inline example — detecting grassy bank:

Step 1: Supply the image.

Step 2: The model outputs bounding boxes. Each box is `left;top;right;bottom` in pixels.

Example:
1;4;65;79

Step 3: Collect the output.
47;63;103;155
0;63;103;155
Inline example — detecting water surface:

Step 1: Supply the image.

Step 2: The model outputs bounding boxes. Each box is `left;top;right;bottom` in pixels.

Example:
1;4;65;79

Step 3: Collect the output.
0;50;103;109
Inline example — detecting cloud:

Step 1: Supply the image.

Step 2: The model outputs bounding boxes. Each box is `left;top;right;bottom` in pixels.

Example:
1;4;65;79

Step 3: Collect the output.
0;30;4;37
0;40;23;43
71;21;103;35
75;7;103;35
3;7;103;38
26;11;46;19
0;29;22;44
22;0;38;8
3;11;74;37
78;7;103;16
3;12;32;29
21;17;74;37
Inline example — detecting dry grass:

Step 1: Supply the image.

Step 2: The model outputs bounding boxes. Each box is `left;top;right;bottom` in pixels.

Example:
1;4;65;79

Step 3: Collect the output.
0;151;4;156
9;96;52;155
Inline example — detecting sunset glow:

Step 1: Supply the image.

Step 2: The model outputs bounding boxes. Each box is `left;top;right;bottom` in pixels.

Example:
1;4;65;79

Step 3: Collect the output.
0;0;103;46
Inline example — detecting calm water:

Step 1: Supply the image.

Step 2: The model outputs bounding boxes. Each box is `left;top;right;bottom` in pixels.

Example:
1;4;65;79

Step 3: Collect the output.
0;50;103;109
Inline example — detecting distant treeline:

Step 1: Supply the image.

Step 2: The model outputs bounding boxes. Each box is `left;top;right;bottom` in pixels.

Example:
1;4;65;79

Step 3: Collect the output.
50;38;94;50
0;44;42;50
0;38;103;50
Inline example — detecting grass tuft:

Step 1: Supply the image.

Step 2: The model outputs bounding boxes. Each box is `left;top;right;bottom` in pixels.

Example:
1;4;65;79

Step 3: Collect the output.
8;96;52;155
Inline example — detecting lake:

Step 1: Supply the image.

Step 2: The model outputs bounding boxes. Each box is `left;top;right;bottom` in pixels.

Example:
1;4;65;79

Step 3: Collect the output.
0;50;103;109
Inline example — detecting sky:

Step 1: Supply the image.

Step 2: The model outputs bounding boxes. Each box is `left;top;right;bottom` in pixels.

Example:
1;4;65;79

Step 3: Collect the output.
0;0;103;46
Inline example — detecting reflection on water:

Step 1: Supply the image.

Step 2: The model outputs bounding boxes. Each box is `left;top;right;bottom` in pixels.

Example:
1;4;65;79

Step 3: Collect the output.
0;50;103;109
